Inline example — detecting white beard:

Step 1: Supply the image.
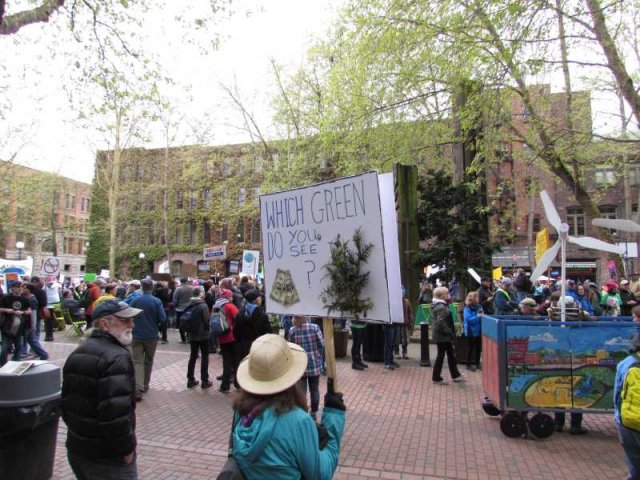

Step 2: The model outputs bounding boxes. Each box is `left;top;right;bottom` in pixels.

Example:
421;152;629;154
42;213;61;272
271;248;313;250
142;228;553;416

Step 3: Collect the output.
118;329;133;346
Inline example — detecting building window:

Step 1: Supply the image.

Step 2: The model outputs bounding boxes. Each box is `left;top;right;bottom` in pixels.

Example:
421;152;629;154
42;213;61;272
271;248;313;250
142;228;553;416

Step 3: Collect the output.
176;191;184;209
189;191;197;210
594;166;616;186
188;220;196;244
203;188;212;209
629;164;640;186
203;220;210;244
64;264;71;272
598;205;617;220
251;220;261;244
253;187;260;205
175;223;183;245
567;206;585;236
171;260;183;276
529;214;541;233
41;238;54;253
80;265;85;272
221;223;228;242
236;219;245;243
237;188;246;206
70;194;76;210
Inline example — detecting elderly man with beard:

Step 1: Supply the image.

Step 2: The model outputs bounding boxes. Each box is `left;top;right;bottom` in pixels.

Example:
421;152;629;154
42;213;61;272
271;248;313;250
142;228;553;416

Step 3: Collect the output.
62;299;142;479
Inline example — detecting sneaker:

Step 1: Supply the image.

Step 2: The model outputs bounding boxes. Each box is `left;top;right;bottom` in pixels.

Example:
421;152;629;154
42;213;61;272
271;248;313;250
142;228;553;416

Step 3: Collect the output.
358;361;369;369
569;427;588;435
384;364;395;370
201;381;213;389
187;379;199;389
402;355;410;359
432;379;449;385
219;387;230;394
453;374;466;382
352;363;365;371
44;338;54;342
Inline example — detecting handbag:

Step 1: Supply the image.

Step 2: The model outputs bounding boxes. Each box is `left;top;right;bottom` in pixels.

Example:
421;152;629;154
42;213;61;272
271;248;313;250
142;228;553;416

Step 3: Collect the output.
217;413;245;480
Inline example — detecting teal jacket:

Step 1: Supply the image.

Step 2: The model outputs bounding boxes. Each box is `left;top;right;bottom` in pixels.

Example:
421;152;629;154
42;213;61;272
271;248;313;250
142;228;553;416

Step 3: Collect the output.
233;405;345;479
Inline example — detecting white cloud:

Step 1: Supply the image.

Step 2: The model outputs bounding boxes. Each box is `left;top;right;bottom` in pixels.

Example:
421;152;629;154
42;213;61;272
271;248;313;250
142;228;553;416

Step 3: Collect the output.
529;332;558;343
605;337;632;347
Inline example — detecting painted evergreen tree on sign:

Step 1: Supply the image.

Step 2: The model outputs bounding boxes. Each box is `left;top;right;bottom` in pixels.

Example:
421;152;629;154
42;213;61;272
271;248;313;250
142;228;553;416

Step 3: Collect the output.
321;228;374;321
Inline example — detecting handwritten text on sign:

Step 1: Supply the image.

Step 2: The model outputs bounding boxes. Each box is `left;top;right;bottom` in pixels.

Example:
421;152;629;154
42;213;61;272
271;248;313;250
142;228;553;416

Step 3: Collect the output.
260;172;391;320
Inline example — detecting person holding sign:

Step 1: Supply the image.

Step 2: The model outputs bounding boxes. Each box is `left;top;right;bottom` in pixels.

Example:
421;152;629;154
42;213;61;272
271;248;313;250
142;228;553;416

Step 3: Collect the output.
230;334;345;479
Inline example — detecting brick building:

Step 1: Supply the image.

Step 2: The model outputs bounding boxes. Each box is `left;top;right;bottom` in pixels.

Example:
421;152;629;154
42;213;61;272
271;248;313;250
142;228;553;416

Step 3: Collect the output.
0;162;91;280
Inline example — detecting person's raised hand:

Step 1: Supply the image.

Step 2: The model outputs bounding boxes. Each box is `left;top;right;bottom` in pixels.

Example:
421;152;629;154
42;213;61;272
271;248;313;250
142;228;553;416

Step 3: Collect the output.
324;378;346;411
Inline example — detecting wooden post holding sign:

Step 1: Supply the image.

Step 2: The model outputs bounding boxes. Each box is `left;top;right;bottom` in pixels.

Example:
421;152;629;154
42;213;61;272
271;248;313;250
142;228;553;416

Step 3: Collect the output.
322;318;338;392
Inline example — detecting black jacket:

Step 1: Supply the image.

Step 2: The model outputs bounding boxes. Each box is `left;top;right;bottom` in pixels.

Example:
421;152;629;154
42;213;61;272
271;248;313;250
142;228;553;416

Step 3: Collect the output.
62;329;137;458
431;301;455;343
187;297;211;342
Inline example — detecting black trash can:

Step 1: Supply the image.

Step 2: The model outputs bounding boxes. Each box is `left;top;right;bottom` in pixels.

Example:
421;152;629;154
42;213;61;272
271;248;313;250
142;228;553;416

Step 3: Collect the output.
0;362;62;480
363;323;385;362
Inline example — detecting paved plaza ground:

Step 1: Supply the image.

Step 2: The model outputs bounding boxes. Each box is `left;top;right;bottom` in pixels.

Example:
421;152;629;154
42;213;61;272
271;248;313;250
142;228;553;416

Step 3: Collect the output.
44;328;628;480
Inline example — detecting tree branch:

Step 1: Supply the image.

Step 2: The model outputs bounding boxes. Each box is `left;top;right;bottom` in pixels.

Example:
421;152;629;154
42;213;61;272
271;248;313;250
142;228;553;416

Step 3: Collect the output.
0;0;64;35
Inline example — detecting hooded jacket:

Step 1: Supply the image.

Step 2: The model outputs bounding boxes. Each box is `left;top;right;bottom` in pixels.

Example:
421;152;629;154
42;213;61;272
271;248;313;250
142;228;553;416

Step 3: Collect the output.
233;405;345;480
186;296;211;342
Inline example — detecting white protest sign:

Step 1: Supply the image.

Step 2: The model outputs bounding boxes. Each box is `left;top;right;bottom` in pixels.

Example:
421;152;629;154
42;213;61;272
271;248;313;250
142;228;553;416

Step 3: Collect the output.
241;250;260;278
204;245;226;260
41;256;61;276
260;171;402;322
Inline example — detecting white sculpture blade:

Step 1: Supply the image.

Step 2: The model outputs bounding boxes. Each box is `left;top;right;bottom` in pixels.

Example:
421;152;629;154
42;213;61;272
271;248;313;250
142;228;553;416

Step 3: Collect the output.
540;190;563;232
568;235;624;255
467;267;481;284
530;240;561;281
592;218;640;233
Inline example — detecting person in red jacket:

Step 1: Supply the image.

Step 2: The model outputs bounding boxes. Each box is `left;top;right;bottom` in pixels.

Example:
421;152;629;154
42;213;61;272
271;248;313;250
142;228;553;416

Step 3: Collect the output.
216;288;239;393
84;281;104;328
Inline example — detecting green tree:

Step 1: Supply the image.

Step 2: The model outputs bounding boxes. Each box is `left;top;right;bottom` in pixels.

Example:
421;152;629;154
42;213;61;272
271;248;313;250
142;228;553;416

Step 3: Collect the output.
415;169;495;289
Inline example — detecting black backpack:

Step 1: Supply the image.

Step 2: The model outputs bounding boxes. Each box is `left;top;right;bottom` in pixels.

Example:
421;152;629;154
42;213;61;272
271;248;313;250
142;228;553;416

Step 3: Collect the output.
180;305;197;334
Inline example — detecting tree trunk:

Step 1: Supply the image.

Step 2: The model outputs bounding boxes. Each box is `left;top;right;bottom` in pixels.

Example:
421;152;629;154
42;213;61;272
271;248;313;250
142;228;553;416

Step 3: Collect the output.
108;110;122;276
584;0;640;127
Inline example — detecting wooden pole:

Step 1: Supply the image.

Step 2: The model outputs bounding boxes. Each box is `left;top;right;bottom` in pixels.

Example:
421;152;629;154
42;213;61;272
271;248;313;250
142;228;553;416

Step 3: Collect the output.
322;317;338;392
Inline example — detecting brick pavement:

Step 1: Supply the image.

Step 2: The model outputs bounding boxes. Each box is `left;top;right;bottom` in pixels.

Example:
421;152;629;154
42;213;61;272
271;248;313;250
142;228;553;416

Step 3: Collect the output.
42;328;627;479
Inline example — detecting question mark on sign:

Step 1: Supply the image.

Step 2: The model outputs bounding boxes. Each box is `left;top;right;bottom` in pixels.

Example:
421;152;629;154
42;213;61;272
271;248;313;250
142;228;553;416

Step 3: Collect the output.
304;260;316;286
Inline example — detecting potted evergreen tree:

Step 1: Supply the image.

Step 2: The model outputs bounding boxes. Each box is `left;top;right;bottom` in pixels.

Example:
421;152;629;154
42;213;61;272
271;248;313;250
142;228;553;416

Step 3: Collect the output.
321;228;374;358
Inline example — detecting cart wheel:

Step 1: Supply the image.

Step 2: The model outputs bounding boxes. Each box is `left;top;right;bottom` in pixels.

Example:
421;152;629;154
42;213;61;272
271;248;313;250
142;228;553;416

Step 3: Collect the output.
528;413;554;439
500;411;527;438
482;401;502;417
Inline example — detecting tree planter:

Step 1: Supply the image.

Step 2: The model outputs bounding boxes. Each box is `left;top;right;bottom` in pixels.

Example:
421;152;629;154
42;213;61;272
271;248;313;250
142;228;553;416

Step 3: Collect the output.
334;329;349;358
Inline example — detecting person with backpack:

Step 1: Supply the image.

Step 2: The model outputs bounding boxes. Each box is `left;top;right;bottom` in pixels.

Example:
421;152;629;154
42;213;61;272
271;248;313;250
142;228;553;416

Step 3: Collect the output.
215;288;239;393
183;287;213;389
614;333;640;479
173;277;194;344
234;289;271;361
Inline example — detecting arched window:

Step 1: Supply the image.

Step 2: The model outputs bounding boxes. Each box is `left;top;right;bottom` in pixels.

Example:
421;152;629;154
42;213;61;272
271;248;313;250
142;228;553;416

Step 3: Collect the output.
171;260;183;277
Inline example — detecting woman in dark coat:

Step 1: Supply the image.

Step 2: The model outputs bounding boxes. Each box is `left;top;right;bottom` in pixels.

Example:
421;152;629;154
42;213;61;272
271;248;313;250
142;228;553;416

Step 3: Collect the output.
431;286;464;385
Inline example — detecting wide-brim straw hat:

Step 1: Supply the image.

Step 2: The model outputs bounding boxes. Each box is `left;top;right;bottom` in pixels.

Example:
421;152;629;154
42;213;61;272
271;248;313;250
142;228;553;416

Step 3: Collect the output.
236;334;308;396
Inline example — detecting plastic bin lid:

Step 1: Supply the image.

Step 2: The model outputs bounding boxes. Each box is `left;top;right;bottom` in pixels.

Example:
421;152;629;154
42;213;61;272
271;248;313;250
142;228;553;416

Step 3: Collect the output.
0;363;61;407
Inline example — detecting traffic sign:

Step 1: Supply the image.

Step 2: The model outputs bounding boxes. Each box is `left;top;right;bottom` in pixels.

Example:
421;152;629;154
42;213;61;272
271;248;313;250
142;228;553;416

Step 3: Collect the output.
41;256;61;276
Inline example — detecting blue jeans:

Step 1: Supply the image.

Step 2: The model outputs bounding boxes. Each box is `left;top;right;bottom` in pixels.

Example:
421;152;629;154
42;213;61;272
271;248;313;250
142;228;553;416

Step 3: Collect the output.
618;423;640;480
25;329;48;359
68;451;137;480
383;324;396;366
299;375;320;413
0;334;23;366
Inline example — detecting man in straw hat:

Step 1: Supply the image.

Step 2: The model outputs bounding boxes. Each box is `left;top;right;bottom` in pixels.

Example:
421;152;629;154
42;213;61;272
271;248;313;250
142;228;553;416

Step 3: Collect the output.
230;334;345;479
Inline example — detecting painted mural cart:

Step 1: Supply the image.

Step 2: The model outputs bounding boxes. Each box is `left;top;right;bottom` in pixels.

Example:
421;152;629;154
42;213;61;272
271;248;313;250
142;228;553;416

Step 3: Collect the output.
482;314;637;438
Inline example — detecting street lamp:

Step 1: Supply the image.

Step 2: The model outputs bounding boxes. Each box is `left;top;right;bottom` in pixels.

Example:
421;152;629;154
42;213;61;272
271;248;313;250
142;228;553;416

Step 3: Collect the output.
138;252;145;279
16;241;24;260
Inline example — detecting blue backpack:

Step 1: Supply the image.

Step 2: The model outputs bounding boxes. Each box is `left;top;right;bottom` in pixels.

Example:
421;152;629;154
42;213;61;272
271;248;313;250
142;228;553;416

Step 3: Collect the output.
211;299;231;336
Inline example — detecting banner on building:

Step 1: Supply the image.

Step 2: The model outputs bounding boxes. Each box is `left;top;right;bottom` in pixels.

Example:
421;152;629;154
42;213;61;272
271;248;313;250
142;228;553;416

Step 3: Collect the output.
535;228;550;264
0;257;34;277
260;171;403;323
204;245;227;261
241;250;260;278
